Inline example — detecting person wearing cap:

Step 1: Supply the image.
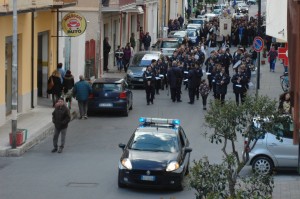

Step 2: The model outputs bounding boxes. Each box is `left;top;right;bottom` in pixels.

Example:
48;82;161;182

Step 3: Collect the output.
143;65;155;105
51;97;71;153
143;32;151;51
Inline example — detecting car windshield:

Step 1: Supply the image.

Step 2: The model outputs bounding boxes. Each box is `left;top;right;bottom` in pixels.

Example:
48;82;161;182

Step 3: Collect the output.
92;83;121;92
131;54;159;67
214;5;221;10
129;131;179;153
238;3;247;7
161;41;179;48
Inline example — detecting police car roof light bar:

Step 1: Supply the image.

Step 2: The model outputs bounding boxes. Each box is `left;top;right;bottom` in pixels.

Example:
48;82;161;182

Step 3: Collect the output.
139;117;180;125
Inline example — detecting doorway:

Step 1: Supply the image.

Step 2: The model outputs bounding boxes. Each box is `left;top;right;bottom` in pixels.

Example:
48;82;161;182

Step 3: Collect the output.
37;31;49;98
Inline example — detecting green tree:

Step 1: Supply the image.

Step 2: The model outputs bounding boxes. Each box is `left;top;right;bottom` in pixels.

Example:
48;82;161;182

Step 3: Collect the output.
189;95;289;198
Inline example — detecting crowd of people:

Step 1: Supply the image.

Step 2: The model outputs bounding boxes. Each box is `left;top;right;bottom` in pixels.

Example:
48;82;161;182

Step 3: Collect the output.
141;42;257;109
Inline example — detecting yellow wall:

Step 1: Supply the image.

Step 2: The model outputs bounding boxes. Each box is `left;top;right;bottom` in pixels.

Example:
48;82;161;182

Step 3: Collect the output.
0;10;57;105
35;10;57;83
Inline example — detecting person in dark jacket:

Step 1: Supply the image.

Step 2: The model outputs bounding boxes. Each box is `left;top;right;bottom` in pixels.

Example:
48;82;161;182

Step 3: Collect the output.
143;65;155;105
48;70;63;107
143;32;151;51
63;70;75;109
103;37;111;72
215;67;230;104
195;63;203;100
231;67;248;105
73;75;92;119
51;97;71;153
123;43;132;73
167;61;183;102
187;64;198;104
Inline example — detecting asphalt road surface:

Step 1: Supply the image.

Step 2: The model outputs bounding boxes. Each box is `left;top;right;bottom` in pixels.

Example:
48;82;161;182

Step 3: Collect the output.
0;85;246;199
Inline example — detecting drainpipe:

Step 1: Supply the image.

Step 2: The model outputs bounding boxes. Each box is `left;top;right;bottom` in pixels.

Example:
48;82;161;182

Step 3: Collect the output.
31;11;34;108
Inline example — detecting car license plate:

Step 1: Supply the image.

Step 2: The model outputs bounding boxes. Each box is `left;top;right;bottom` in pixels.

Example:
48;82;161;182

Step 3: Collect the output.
99;103;113;107
141;175;155;181
139;79;143;82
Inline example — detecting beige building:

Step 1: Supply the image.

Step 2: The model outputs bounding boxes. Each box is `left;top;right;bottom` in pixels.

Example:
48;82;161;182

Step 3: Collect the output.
60;0;159;78
0;0;77;126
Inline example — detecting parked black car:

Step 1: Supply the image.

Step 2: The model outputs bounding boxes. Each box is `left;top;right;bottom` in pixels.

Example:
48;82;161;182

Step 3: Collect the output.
87;78;133;116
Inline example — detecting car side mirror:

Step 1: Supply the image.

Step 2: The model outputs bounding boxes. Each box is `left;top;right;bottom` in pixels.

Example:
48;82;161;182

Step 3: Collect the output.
119;143;126;150
184;147;192;153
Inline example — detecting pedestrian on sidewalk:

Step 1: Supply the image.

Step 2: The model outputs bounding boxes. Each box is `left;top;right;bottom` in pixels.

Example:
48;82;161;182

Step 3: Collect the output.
103;37;111;72
115;45;124;71
57;63;65;84
63;70;75;109
130;33;136;50
73;75;92;119
52;97;71;153
143;32;151;51
278;92;292;115
47;70;63;107
267;45;278;72
123;43;132;73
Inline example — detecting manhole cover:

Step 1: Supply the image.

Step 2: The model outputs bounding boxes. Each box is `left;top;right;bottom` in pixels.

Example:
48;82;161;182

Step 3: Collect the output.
66;182;98;188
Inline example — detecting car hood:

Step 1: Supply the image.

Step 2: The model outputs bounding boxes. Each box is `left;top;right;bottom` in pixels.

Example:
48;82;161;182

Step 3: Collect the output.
127;66;146;77
126;150;179;170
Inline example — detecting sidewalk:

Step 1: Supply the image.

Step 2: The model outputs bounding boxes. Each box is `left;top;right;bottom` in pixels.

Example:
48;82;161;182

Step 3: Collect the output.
0;70;126;157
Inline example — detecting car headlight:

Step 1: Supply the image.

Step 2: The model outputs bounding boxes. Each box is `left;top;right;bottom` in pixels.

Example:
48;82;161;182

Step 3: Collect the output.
166;161;179;172
127;70;133;76
121;158;132;170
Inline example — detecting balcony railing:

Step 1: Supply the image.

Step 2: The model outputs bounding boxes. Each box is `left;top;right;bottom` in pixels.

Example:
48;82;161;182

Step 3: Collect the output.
119;0;136;7
0;0;77;12
102;0;138;12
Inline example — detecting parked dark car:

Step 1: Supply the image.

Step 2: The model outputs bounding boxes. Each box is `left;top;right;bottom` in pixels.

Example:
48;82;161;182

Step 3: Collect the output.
118;117;192;190
167;30;187;44
152;38;180;57
87;78;133;116
126;51;163;88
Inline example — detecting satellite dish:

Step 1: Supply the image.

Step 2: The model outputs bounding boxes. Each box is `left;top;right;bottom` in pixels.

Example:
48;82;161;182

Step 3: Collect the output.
233;60;241;69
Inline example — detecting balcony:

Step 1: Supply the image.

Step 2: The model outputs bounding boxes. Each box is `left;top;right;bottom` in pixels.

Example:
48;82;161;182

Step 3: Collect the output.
0;0;77;13
102;0;141;13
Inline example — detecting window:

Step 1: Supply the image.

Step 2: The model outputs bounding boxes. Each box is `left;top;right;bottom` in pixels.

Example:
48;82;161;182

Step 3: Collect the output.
161;41;179;48
129;131;179;153
92;83;121;92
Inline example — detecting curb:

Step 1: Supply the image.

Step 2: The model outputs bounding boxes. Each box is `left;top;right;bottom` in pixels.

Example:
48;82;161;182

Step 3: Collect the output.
0;110;78;157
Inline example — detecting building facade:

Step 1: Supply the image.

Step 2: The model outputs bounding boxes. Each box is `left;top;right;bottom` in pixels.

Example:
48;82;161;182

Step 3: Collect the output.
0;0;77;126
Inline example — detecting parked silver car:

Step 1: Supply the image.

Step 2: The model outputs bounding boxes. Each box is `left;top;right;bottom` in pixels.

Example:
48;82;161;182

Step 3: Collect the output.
246;117;297;175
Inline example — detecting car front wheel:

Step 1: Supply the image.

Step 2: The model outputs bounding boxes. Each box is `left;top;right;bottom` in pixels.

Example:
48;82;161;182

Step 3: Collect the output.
252;156;273;175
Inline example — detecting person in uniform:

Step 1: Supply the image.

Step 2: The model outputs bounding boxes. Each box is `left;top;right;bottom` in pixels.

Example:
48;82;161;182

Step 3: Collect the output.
187;64;198;104
195;63;203;100
215;67;230;104
168;61;183;102
143;65;155;105
231;67;248;105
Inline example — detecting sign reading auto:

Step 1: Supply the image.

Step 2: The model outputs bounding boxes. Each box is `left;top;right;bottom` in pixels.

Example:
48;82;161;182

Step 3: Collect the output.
62;12;87;37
